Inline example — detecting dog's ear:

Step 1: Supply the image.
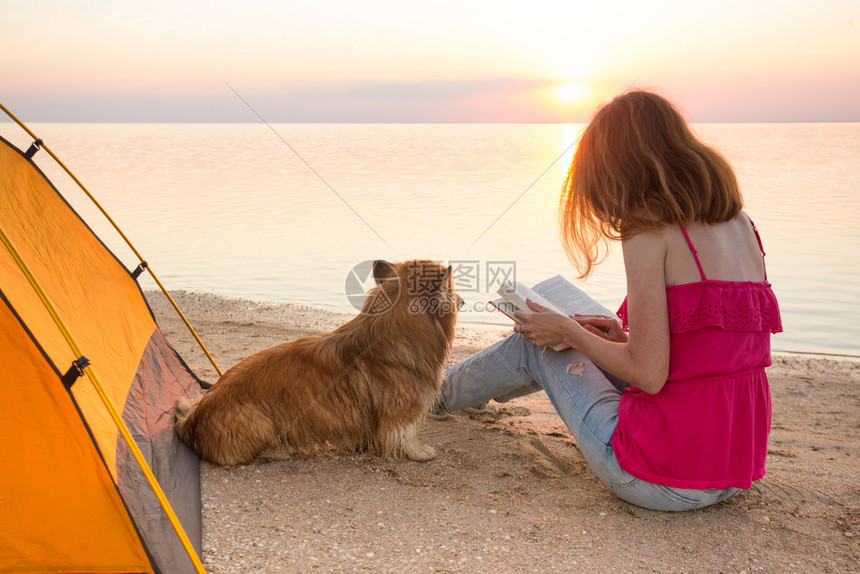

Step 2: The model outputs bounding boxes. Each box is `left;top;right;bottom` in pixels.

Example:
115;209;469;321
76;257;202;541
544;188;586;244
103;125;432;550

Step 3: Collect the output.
431;265;452;293
372;260;397;285
441;265;452;288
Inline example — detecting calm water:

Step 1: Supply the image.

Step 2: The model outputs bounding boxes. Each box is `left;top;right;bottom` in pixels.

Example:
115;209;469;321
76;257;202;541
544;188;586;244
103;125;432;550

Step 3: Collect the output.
3;122;859;357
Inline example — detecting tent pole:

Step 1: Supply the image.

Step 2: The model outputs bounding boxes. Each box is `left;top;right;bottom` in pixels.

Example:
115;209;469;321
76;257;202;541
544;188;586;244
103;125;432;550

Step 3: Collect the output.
0;223;207;574
0;101;223;377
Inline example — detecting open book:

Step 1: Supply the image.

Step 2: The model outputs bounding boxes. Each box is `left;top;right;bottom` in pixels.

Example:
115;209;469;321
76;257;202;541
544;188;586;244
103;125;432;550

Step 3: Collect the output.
490;275;613;351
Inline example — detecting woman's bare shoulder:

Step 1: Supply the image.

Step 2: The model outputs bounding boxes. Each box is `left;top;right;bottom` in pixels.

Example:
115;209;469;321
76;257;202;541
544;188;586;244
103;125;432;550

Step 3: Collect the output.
621;228;670;274
622;223;674;248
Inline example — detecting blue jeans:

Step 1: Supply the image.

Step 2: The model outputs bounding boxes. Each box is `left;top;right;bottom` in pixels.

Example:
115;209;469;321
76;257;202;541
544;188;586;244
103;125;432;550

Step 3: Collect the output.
440;333;740;512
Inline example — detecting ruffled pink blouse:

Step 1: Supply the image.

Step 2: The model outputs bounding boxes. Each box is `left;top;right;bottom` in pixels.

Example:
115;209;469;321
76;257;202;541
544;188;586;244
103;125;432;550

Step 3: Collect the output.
611;222;783;489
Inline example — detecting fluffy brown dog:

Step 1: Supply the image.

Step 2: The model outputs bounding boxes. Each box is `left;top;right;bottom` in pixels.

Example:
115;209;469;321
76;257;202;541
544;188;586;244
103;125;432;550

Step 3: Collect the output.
175;260;459;466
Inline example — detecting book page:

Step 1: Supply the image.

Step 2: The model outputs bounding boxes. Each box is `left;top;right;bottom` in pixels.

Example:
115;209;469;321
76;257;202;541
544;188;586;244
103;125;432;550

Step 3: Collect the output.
496;282;564;315
491;276;611;351
492;280;572;350
530;275;613;317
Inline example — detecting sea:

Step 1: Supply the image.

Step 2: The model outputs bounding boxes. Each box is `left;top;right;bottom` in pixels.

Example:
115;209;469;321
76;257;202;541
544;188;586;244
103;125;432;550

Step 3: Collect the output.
2;122;859;358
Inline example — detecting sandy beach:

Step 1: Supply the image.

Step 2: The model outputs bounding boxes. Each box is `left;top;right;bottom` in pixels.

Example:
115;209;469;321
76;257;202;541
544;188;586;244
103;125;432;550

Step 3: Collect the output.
148;290;859;573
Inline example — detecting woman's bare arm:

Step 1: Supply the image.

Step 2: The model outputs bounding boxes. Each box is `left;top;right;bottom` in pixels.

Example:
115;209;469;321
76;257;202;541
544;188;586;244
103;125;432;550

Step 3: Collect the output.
514;231;670;393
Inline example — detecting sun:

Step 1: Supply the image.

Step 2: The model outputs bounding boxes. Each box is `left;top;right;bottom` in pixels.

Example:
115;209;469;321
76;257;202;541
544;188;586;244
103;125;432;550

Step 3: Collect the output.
553;82;590;105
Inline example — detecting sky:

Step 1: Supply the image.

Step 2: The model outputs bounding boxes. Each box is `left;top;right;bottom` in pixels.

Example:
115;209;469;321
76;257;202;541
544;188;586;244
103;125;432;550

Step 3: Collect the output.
1;0;858;122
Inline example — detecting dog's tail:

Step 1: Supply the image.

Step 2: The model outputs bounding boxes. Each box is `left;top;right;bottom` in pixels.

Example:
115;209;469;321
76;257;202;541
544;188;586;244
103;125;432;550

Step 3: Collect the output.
173;396;197;444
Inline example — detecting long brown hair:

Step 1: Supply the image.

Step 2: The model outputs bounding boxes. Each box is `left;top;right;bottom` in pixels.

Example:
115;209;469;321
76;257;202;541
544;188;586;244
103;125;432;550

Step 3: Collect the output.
559;89;742;277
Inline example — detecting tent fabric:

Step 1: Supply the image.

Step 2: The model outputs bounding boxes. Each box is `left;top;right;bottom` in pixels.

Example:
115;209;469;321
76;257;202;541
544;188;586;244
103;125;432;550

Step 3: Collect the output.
0;134;203;573
0;291;153;574
118;328;204;572
0;137;156;473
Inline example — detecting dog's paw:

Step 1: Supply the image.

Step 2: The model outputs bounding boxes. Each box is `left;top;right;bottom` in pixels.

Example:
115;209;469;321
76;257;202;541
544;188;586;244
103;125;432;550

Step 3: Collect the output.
261;440;294;461
406;443;437;462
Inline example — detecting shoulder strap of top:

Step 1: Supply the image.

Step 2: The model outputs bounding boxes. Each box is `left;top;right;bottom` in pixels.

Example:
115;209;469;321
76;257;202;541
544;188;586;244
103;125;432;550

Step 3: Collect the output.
679;223;707;281
746;215;768;281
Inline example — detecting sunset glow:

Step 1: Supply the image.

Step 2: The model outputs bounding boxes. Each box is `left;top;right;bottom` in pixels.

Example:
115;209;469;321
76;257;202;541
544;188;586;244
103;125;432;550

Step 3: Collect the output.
553;82;590;106
1;1;857;122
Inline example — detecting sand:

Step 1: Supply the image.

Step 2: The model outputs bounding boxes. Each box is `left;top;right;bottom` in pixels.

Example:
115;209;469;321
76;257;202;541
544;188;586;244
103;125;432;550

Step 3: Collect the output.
147;290;859;573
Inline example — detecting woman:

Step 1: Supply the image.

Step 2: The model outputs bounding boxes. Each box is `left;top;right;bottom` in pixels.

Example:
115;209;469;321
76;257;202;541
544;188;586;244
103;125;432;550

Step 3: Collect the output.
437;90;782;511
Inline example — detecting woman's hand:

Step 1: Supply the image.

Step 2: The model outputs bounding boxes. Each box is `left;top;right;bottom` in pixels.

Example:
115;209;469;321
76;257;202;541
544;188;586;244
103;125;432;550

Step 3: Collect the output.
513;299;578;348
573;314;628;343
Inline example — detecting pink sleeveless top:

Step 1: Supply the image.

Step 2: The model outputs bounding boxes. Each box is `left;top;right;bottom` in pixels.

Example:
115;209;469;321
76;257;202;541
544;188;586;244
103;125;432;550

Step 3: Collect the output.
612;220;782;489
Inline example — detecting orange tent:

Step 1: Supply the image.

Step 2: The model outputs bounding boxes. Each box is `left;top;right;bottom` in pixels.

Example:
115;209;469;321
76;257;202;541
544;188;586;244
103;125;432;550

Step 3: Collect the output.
0;126;204;572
